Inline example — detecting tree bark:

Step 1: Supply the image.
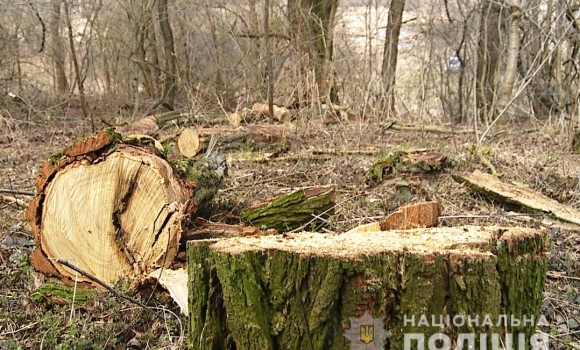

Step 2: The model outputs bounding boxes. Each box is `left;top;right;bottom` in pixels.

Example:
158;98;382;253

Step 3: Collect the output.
49;0;68;94
240;186;335;232
188;226;548;349
63;0;92;130
264;0;275;121
381;0;406;118
476;0;503;122
157;0;178;108
497;1;522;113
287;0;339;104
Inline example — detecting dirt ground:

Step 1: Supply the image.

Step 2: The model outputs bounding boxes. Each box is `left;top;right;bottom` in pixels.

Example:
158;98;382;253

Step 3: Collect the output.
1;102;579;349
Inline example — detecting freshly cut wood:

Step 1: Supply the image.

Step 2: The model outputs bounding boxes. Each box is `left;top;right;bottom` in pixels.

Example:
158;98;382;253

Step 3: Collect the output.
240;186;335;232
188;226;548;349
177;128;202;157
148;268;188;315
171;125;291;156
252;103;292;122
228;112;242;127
454;170;580;226
26;130;225;287
182;219;270;240
346;201;440;234
381;201;440;230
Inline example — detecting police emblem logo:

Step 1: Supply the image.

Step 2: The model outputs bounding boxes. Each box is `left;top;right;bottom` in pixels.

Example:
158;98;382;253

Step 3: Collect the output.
344;310;389;350
360;324;374;344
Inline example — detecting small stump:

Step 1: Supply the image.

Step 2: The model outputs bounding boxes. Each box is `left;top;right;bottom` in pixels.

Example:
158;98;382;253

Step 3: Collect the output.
188;226;548;349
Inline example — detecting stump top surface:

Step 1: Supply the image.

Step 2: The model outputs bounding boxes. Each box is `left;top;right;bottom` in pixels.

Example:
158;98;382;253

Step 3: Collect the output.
209;226;541;257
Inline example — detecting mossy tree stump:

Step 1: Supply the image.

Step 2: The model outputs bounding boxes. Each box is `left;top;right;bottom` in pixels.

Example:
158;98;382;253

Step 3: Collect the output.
188;226;548;349
26;129;225;287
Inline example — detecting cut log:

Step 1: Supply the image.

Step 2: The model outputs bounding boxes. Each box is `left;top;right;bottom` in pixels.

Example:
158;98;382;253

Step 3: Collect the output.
26;129;225;288
177;128;202;158
365;149;448;185
169;125;291;157
252;103;292;122
454;170;580;226
240;186;335;232
188;226;548;349
345;201;440;234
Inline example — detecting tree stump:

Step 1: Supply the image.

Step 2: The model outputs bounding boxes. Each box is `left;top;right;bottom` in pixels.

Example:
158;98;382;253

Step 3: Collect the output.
26;129;225;287
188;226;548;349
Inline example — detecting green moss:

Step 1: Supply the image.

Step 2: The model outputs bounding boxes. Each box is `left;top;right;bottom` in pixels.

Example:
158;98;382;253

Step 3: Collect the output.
49;148;66;165
365;149;403;183
30;283;96;304
240;188;335;232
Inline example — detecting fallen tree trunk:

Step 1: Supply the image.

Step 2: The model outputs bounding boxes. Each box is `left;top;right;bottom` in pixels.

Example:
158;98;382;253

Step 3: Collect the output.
26;129;225;288
188;226;548;349
240;186;335;232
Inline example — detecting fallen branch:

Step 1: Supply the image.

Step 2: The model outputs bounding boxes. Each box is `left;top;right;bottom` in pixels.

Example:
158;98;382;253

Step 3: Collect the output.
454;170;580;226
381;122;473;134
0;189;35;196
1;194;27;208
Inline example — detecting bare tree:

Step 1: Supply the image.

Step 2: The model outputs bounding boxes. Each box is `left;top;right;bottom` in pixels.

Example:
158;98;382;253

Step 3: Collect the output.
156;0;177;108
476;0;503;122
63;0;92;129
497;0;522;114
288;0;339;104
49;0;68;94
381;0;406;117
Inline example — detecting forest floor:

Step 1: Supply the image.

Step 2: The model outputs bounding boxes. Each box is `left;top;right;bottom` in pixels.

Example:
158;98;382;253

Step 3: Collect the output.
1;99;579;349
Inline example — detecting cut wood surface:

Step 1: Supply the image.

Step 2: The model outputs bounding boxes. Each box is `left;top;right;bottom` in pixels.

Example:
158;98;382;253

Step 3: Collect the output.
26;130;225;287
346;201;440;234
171;125;291;156
381;200;440;230
177;128;202;157
252;103;291;122
188;226;548;349
454;170;580;226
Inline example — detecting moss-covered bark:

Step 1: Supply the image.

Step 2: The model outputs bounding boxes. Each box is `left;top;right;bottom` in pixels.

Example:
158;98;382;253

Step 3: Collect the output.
187;226;548;350
240;187;335;232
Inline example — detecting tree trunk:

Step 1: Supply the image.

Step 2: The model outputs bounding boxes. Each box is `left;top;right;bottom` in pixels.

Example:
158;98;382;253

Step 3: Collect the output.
49;0;68;94
157;0;178;108
188;226;548;349
476;0;503;122
26;130;226;288
381;0;406;118
264;0;275;121
497;1;522;114
63;0;92;130
287;0;339;104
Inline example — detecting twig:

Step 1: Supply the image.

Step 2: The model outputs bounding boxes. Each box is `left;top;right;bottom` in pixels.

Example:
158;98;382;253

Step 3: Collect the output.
546;272;580;281
382;122;473;134
0;321;38;336
0;189;35;196
55;259;161;316
1;195;27;208
439;213;546;220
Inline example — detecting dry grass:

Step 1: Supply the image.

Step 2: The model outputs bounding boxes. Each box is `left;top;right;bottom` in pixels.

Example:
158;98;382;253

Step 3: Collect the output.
1;86;579;349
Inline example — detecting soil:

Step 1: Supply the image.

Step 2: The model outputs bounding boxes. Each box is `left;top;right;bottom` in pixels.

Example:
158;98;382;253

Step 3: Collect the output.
1;100;579;349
